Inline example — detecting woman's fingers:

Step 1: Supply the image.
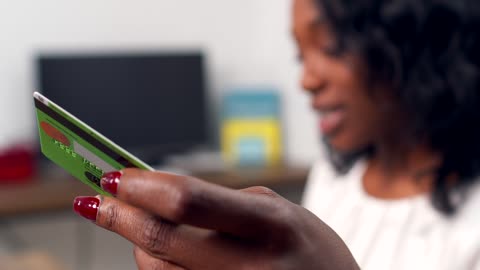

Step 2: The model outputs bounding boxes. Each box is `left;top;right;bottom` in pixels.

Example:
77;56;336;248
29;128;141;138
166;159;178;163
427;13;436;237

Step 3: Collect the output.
134;246;185;270
89;196;256;269
94;196;185;263
102;169;295;239
74;172;360;270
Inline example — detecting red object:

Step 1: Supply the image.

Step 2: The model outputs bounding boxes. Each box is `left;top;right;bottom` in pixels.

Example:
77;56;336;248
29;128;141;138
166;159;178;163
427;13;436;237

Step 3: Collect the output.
0;146;35;182
73;196;100;221
101;171;122;196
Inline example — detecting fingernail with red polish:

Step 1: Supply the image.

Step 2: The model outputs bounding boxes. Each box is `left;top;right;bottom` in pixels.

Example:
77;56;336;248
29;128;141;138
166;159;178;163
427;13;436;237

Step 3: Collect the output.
73;196;100;221
101;171;122;196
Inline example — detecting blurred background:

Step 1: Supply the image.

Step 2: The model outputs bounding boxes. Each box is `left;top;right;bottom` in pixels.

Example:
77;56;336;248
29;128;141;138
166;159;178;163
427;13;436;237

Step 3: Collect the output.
0;0;322;269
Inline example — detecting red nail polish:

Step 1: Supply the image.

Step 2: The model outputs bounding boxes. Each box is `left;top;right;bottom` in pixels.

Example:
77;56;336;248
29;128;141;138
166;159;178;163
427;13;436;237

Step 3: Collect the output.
73;196;99;221
101;171;122;195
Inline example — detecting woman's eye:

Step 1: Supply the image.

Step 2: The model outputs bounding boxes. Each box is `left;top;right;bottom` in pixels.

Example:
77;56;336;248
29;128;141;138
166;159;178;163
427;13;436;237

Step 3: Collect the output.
314;33;342;57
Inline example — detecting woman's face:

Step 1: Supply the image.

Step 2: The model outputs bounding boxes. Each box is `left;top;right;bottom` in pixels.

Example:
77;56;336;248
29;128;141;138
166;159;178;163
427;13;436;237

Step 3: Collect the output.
293;0;392;153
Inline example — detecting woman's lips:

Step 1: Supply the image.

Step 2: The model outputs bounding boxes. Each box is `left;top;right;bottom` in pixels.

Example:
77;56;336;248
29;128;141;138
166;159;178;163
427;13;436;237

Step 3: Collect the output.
319;108;346;136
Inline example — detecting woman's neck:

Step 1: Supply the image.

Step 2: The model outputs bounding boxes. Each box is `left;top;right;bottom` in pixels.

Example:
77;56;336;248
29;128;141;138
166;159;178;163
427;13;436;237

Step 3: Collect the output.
362;141;442;200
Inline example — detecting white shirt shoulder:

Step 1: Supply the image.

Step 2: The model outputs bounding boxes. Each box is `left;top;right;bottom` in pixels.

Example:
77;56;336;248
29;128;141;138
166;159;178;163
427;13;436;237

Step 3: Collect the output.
301;159;480;270
449;181;480;269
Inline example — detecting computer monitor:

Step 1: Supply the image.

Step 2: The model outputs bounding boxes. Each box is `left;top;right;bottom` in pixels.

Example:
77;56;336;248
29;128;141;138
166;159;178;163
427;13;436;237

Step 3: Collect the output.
36;51;209;164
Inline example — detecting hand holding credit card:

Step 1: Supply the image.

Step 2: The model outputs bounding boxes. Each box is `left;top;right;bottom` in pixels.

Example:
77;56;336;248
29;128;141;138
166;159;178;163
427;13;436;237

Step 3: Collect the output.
33;93;359;270
33;92;154;195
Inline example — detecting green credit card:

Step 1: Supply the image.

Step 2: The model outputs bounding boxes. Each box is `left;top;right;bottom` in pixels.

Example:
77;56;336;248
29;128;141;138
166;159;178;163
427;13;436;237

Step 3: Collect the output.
33;92;154;196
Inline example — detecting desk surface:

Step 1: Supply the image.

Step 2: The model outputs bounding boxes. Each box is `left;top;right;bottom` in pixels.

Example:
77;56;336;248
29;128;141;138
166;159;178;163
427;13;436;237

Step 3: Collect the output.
0;251;66;270
0;166;309;217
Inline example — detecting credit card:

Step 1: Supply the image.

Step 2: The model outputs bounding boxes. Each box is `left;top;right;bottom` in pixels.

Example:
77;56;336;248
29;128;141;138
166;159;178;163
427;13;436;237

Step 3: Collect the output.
33;92;154;196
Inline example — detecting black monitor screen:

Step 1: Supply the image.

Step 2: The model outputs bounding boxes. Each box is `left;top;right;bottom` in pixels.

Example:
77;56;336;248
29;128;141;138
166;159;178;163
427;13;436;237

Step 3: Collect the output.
37;52;208;162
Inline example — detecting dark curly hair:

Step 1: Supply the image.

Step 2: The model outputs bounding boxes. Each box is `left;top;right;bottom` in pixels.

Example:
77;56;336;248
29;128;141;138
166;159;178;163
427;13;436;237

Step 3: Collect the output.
315;0;480;214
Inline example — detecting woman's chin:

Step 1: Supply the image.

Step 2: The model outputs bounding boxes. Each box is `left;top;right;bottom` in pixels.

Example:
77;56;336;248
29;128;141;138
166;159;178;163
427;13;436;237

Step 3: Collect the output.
325;134;366;154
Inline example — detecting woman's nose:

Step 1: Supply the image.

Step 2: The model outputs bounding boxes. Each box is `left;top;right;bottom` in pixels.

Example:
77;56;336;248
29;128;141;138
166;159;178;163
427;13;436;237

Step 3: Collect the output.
301;63;327;93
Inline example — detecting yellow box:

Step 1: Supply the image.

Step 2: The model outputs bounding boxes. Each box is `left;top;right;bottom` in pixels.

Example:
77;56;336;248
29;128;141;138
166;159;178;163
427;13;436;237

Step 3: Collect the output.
221;118;282;166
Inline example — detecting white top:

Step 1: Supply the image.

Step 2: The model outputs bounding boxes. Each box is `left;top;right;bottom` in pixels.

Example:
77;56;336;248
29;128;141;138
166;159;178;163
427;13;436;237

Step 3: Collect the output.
302;159;480;270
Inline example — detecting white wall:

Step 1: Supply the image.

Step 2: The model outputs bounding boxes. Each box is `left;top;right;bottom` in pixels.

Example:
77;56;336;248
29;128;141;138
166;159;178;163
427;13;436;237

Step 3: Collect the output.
0;0;320;164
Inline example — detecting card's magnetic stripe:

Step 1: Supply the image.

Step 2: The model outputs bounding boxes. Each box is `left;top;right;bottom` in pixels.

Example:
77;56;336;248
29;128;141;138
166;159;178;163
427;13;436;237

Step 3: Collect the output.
34;98;135;168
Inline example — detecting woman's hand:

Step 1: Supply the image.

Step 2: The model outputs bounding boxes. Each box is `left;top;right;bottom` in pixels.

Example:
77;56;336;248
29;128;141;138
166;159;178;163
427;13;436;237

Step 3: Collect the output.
73;169;359;270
